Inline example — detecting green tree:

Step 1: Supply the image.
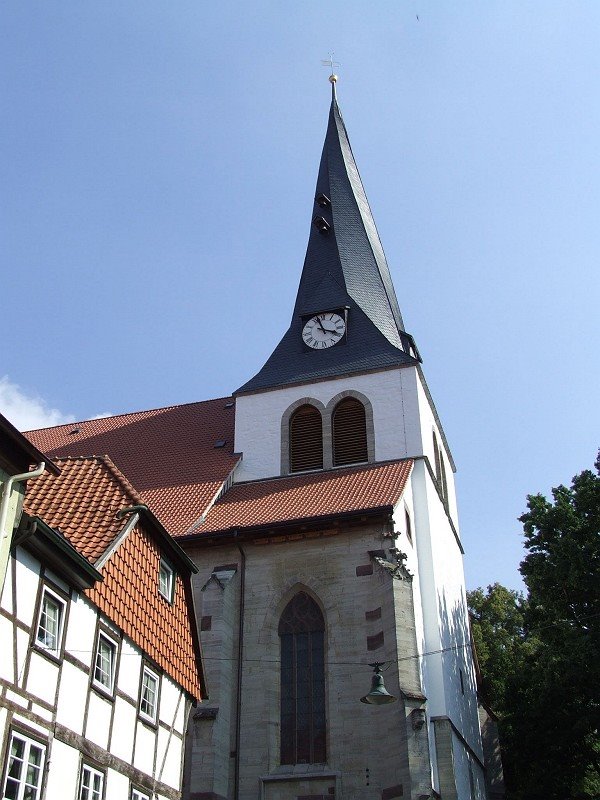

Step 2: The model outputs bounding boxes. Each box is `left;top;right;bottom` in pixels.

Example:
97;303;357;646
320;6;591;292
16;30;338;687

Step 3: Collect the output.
514;453;600;799
467;583;528;715
469;454;600;799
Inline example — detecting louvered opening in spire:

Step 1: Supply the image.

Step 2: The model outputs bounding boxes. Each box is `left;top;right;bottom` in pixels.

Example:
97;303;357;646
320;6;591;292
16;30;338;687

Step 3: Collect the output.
332;398;367;467
289;405;323;473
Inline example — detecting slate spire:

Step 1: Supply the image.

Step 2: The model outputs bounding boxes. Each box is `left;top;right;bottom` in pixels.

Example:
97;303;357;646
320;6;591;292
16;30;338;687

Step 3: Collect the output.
236;81;418;395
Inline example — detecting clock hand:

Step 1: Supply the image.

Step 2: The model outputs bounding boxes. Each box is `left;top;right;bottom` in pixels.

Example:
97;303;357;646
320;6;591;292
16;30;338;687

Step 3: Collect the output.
320;325;341;336
316;317;328;334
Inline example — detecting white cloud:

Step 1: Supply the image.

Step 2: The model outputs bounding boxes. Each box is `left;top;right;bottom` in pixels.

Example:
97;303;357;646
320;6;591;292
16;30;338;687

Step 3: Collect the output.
0;376;76;432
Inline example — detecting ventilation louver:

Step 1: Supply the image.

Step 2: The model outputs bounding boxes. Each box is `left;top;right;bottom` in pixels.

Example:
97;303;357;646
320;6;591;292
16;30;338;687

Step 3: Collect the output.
332;398;368;466
289;405;323;472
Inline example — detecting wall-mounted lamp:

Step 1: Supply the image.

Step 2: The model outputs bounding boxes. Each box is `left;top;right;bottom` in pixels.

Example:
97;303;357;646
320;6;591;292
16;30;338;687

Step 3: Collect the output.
360;663;397;705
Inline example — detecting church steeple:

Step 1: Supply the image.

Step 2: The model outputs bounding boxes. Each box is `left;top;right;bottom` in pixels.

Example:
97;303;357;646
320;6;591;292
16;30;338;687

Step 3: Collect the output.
237;82;418;395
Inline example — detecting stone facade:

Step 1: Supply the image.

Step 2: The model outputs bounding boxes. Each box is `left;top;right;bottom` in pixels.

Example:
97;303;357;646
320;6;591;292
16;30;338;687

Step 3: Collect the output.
184;518;434;800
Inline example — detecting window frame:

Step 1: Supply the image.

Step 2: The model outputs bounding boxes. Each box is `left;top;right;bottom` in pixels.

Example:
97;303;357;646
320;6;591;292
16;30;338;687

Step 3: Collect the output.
289;404;324;473
1;729;46;800
278;592;327;766
130;788;150;800
331;396;368;467
91;628;119;697
78;762;105;800
35;584;67;658
158;557;175;603
138;664;160;725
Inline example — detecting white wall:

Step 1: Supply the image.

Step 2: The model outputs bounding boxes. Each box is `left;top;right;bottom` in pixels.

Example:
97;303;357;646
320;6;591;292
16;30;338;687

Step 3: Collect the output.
235;366;426;482
0;545;191;799
410;460;483;766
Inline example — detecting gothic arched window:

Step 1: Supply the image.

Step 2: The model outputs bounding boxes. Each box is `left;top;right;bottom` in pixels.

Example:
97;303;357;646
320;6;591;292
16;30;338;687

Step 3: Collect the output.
432;430;448;504
278;592;326;765
289;405;323;473
332;398;368;466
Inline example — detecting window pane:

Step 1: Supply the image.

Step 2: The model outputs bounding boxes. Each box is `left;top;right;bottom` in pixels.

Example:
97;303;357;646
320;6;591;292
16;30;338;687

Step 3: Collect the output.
279;594;326;765
140;669;158;720
4;734;45;800
80;766;103;800
159;560;174;601
94;635;115;690
37;592;63;651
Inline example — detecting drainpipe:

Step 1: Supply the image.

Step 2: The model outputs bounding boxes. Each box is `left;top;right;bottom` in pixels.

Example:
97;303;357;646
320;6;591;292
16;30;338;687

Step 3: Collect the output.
0;462;46;540
234;535;246;800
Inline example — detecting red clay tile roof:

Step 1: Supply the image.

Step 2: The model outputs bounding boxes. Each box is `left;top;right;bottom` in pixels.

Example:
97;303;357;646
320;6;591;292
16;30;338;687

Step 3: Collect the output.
23;456;203;700
26;398;238;535
24;456;144;562
193;459;414;536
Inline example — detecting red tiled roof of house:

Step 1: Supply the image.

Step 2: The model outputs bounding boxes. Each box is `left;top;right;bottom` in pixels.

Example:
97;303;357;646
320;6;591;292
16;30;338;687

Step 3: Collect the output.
26;398;238;535
23;456;203;700
193;459;414;536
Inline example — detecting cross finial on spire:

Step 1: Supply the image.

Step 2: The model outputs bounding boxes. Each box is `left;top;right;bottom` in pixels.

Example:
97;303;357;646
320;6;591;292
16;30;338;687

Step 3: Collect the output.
321;53;340;94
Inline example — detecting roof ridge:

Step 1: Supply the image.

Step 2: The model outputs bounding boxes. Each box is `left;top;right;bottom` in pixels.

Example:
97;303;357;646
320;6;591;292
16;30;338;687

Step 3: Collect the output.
51;454;147;508
25;395;235;434
96;455;147;509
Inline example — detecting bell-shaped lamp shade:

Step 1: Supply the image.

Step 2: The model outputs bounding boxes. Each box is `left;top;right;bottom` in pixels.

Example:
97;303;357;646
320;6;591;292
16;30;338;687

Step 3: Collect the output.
360;663;397;705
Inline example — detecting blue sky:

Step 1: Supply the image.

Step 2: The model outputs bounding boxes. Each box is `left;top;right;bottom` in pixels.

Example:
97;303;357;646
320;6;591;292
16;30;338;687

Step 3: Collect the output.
2;2;598;591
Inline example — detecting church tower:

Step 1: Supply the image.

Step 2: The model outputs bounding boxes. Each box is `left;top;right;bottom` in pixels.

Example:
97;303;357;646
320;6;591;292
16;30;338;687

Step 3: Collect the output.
184;78;488;800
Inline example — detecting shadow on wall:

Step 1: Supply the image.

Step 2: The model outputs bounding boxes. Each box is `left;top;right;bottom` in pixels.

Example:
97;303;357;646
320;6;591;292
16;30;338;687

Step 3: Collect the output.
436;590;481;752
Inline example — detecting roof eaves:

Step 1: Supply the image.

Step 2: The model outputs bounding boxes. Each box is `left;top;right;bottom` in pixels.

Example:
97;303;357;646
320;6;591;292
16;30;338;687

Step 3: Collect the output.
0;413;59;476
136;506;198;574
16;513;103;589
179;504;396;543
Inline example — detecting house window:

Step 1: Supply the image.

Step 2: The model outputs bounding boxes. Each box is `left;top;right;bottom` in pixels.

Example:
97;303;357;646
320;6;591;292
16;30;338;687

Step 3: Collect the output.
93;632;118;694
139;665;159;724
131;788;150;800
332;397;367;466
158;558;174;603
35;587;66;655
289;405;323;472
79;764;104;800
279;592;326;765
2;731;46;800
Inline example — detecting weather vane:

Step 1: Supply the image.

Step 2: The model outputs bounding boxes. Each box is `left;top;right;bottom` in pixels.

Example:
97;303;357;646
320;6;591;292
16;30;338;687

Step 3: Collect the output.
321;53;340;83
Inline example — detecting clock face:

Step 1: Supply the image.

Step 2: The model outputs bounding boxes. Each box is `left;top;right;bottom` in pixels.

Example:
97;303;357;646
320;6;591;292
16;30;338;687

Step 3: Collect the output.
302;312;346;349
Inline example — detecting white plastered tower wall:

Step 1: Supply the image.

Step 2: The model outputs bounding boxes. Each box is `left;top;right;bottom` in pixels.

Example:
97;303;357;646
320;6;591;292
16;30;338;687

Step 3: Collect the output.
235;366;426;483
232;362;486;798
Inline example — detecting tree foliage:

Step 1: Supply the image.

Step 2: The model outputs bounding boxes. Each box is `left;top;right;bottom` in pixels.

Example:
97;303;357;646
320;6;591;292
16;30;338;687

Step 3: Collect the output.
469;453;600;800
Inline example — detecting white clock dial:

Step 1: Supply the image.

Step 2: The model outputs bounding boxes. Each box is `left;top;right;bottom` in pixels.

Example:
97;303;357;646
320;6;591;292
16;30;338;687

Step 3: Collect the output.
302;312;346;350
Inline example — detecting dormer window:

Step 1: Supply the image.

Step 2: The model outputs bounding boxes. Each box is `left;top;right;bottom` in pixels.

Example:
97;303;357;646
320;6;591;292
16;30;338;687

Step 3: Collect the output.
312;216;331;234
332;398;367;466
289;405;323;473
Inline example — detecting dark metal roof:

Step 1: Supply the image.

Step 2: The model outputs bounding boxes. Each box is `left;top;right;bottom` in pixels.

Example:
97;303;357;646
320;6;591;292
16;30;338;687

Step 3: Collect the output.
237;87;417;395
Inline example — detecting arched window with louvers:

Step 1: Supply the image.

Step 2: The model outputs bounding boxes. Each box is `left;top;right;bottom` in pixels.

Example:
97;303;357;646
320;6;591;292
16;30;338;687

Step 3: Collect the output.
332;397;368;466
278;592;326;765
289;404;323;473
